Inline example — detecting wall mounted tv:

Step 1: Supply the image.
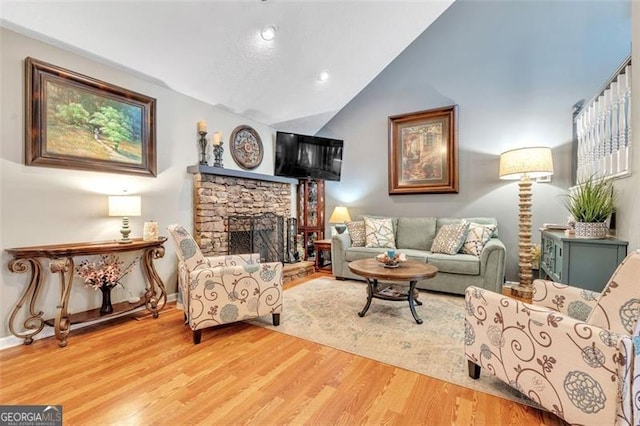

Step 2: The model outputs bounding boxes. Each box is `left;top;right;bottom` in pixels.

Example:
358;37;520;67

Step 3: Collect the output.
274;131;344;181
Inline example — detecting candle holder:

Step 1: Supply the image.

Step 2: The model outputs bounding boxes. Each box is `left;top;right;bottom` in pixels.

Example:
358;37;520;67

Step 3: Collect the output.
213;142;224;168
198;130;208;165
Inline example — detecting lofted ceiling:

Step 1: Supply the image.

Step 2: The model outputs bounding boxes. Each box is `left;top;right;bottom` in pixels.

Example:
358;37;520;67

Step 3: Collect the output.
1;1;454;135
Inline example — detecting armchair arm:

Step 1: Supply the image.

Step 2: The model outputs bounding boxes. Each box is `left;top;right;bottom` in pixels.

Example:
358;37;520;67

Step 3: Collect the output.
532;279;599;320
465;286;632;425
177;261;189;312
479;238;506;293
331;233;352;277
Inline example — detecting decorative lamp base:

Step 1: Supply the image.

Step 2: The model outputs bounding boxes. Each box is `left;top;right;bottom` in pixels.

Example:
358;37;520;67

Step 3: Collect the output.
334;224;347;234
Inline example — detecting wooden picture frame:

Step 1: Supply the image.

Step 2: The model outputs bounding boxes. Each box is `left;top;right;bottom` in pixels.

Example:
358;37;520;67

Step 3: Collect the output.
388;105;458;194
25;57;157;177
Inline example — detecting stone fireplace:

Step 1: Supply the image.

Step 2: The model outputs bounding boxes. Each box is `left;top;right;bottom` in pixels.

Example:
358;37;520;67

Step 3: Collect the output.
188;166;296;258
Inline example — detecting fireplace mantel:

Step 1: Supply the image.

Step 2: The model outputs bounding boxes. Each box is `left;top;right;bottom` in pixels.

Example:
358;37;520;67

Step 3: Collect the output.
187;165;298;185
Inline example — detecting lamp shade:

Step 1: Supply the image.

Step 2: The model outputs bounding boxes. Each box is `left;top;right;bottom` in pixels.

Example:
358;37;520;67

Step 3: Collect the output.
329;206;352;224
108;195;141;217
499;147;554;180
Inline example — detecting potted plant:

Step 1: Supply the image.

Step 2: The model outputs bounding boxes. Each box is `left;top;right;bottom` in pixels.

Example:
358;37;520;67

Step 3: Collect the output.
563;175;616;238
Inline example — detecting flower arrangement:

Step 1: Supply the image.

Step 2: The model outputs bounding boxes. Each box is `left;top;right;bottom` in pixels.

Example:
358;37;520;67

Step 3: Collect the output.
375;252;407;266
75;254;139;290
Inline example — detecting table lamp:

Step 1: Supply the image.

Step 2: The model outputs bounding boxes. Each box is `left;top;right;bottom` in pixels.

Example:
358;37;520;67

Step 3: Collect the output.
499;147;553;299
108;195;142;243
329;206;352;234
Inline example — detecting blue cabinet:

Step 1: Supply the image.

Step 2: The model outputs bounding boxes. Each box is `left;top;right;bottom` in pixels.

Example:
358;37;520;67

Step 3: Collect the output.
540;230;628;292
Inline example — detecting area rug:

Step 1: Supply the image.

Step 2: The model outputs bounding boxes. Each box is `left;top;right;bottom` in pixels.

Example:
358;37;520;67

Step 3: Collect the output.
250;277;534;406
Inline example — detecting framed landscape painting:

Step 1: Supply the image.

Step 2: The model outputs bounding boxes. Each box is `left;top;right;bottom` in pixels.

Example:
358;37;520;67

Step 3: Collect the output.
388;105;458;194
25;57;157;177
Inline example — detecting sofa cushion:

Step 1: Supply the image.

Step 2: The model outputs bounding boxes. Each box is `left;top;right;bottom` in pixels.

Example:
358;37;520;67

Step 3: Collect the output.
396;217;437;251
461;223;497;256
346;220;365;247
437;217;499;238
364;215;398;239
431;222;470;255
364;216;396;248
427;252;480;275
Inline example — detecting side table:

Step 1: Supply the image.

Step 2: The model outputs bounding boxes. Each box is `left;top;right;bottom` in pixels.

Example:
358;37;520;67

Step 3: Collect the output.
6;237;167;347
313;239;332;273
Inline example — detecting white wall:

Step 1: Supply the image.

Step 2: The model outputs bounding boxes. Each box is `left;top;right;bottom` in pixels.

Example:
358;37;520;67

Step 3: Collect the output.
318;0;631;281
614;2;640;249
0;28;288;340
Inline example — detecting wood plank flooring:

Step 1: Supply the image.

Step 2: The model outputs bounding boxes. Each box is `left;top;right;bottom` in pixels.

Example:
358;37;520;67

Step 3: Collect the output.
0;273;566;425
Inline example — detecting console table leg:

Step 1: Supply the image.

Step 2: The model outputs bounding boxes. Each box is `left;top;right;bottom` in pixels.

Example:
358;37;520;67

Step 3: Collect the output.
358;278;375;318
51;258;74;347
7;258;46;345
141;246;167;317
408;280;423;324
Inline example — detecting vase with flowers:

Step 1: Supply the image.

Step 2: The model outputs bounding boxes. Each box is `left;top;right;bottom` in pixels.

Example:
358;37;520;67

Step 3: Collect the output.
75;254;139;315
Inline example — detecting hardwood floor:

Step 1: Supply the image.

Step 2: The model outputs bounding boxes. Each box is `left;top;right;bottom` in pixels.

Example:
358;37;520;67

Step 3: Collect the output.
0;273;565;425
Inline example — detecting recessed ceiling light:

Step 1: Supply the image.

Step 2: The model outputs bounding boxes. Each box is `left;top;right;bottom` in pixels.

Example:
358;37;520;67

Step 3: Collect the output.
318;71;330;82
260;25;276;41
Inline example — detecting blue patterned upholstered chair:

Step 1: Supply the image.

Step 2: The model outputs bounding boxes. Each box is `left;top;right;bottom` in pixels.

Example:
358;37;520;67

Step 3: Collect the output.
465;250;640;425
167;224;283;344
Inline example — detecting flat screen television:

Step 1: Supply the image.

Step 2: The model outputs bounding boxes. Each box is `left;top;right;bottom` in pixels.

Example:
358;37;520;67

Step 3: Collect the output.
274;131;344;181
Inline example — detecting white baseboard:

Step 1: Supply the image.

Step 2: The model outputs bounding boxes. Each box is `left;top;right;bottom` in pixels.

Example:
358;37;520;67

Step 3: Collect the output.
0;292;178;351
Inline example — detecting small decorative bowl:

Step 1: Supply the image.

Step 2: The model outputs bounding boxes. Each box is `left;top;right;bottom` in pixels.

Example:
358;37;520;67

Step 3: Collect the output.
375;252;407;267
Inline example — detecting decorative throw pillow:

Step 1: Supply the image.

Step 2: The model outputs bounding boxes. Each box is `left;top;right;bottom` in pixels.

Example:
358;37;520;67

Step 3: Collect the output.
461;223;497;256
431;222;470;255
364;217;396;248
346;220;366;247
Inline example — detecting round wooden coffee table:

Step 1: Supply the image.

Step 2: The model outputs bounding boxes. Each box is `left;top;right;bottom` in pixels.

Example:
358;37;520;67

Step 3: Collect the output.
348;258;438;324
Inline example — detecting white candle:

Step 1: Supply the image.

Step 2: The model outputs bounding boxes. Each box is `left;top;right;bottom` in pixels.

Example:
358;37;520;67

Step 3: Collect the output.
197;121;207;133
213;131;221;146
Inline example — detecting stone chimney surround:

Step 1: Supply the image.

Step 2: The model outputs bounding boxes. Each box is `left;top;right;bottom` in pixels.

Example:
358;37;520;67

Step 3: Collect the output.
187;165;298;256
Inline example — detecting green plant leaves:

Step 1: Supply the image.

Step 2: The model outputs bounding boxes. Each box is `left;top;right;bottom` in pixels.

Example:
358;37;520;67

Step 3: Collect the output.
563;176;616;223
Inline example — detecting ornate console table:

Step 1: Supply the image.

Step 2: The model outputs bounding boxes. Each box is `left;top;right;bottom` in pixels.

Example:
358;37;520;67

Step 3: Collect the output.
6;238;167;347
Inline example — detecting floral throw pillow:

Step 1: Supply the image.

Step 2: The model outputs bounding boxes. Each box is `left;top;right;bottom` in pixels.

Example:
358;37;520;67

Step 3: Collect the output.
461;223;497;256
346;220;366;247
431;222;470;255
364;217;396;248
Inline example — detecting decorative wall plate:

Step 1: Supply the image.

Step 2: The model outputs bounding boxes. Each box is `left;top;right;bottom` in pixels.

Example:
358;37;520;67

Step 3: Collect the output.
229;125;263;170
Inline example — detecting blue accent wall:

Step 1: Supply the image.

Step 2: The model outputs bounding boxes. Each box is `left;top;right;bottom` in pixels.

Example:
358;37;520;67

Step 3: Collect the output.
318;0;631;281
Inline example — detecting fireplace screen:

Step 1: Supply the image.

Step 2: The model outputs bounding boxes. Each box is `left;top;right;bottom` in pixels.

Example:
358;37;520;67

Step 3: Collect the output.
228;213;284;263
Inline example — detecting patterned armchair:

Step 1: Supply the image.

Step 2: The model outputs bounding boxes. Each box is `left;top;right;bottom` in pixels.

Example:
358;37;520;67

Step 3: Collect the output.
167;224;283;344
465;250;640;425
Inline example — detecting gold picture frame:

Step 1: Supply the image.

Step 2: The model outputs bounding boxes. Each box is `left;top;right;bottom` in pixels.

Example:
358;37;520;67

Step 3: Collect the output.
25;57;157;177
388;105;458;194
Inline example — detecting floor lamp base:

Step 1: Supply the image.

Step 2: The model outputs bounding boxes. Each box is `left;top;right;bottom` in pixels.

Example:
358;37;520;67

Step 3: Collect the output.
510;285;533;303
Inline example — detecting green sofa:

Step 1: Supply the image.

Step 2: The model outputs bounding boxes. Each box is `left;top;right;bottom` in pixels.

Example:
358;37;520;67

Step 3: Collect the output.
331;217;506;295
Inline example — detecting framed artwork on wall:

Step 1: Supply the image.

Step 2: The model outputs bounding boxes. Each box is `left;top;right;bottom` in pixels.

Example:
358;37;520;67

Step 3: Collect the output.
25;57;157;177
388;105;458;194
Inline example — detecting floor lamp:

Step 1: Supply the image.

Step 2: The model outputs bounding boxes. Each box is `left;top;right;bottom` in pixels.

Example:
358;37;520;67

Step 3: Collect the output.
499;147;553;299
